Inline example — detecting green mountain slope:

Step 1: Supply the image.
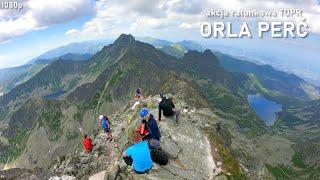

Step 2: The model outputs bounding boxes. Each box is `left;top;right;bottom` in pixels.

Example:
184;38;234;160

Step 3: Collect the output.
217;53;320;102
0;64;47;95
0;34;319;179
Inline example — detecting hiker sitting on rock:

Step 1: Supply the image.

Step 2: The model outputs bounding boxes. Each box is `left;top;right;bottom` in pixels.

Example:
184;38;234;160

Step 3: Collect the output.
122;131;153;174
136;122;168;166
99;115;113;141
83;134;93;153
158;93;180;125
140;108;161;141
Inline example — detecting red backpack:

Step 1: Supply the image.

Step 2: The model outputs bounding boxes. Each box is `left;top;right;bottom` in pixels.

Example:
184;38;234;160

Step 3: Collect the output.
137;124;149;136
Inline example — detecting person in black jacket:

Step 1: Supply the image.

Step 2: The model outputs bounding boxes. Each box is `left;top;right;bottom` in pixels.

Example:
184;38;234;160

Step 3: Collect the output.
158;93;180;125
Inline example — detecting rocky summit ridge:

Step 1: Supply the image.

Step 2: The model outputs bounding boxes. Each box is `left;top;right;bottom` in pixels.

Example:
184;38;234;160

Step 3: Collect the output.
49;95;228;180
1;95;234;180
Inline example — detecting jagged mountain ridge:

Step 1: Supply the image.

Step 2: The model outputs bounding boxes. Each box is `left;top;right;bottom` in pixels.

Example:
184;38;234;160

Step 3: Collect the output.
0;60;83;109
278;99;320;129
136;36;204;58
137;37;320;102
0;34;261;165
1;36;318;103
26;40;112;65
0;39;110;95
0;35;215;165
216;53;320;101
179;50;233;86
35;53;93;65
0;64;46;95
0;53;93;96
0;34;319;179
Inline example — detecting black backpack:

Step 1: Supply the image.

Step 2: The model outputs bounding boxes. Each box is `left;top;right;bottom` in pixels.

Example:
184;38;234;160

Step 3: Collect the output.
150;149;168;165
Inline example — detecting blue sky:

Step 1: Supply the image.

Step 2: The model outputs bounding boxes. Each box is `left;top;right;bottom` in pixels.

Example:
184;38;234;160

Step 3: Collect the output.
0;0;319;69
0;16;92;67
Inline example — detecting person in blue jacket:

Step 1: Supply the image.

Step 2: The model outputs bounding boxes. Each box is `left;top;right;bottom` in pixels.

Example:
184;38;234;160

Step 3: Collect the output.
122;131;153;174
99;115;113;141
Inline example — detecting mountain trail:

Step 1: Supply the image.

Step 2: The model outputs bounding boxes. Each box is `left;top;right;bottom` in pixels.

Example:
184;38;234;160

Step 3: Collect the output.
93;80;111;123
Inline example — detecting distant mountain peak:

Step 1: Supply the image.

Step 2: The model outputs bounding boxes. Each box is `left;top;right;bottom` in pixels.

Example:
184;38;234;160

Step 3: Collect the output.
182;49;220;68
184;49;215;59
113;34;135;45
203;49;213;55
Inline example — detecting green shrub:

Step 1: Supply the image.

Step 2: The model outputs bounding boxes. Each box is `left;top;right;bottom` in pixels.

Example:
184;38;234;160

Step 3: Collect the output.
291;151;306;169
40;101;64;141
109;69;124;86
6;129;29;161
266;164;295;179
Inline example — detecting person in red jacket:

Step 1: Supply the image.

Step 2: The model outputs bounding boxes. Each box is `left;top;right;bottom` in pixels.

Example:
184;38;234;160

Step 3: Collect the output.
83;134;93;153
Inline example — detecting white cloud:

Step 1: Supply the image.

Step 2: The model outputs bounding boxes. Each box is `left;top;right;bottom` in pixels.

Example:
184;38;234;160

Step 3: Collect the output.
66;0;320;41
169;0;204;15
65;0;203;40
65;28;80;36
0;12;37;42
179;22;196;29
116;0;168;18
28;0;95;26
0;0;96;43
203;0;320;34
0;0;29;21
1;0;319;43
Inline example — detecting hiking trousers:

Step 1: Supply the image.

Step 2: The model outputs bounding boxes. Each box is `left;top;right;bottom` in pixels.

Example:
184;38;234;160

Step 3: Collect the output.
165;109;180;124
123;157;150;174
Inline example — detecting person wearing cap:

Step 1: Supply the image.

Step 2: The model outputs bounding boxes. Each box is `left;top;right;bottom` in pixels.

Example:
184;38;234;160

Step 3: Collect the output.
158;93;180;125
140;108;161;141
99;115;113;141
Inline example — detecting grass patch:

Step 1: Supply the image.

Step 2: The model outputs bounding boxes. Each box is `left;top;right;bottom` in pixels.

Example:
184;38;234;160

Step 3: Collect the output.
39;100;64;141
1;128;30;162
291;151;306;168
90;90;101;111
66;129;78;140
266;164;320;180
90;69;125;111
109;69;124;86
73;112;83;122
105;92;113;103
0;106;8;121
266;164;295;179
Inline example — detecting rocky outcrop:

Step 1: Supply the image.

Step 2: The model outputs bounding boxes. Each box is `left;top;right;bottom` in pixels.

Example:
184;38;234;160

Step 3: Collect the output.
0;168;49;180
48;95;225;180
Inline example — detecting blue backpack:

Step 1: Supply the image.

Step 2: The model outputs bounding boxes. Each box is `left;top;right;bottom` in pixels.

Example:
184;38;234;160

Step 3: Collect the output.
101;117;108;129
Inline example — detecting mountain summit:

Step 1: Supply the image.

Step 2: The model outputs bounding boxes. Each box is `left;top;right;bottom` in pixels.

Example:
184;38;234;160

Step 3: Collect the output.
113;34;136;47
